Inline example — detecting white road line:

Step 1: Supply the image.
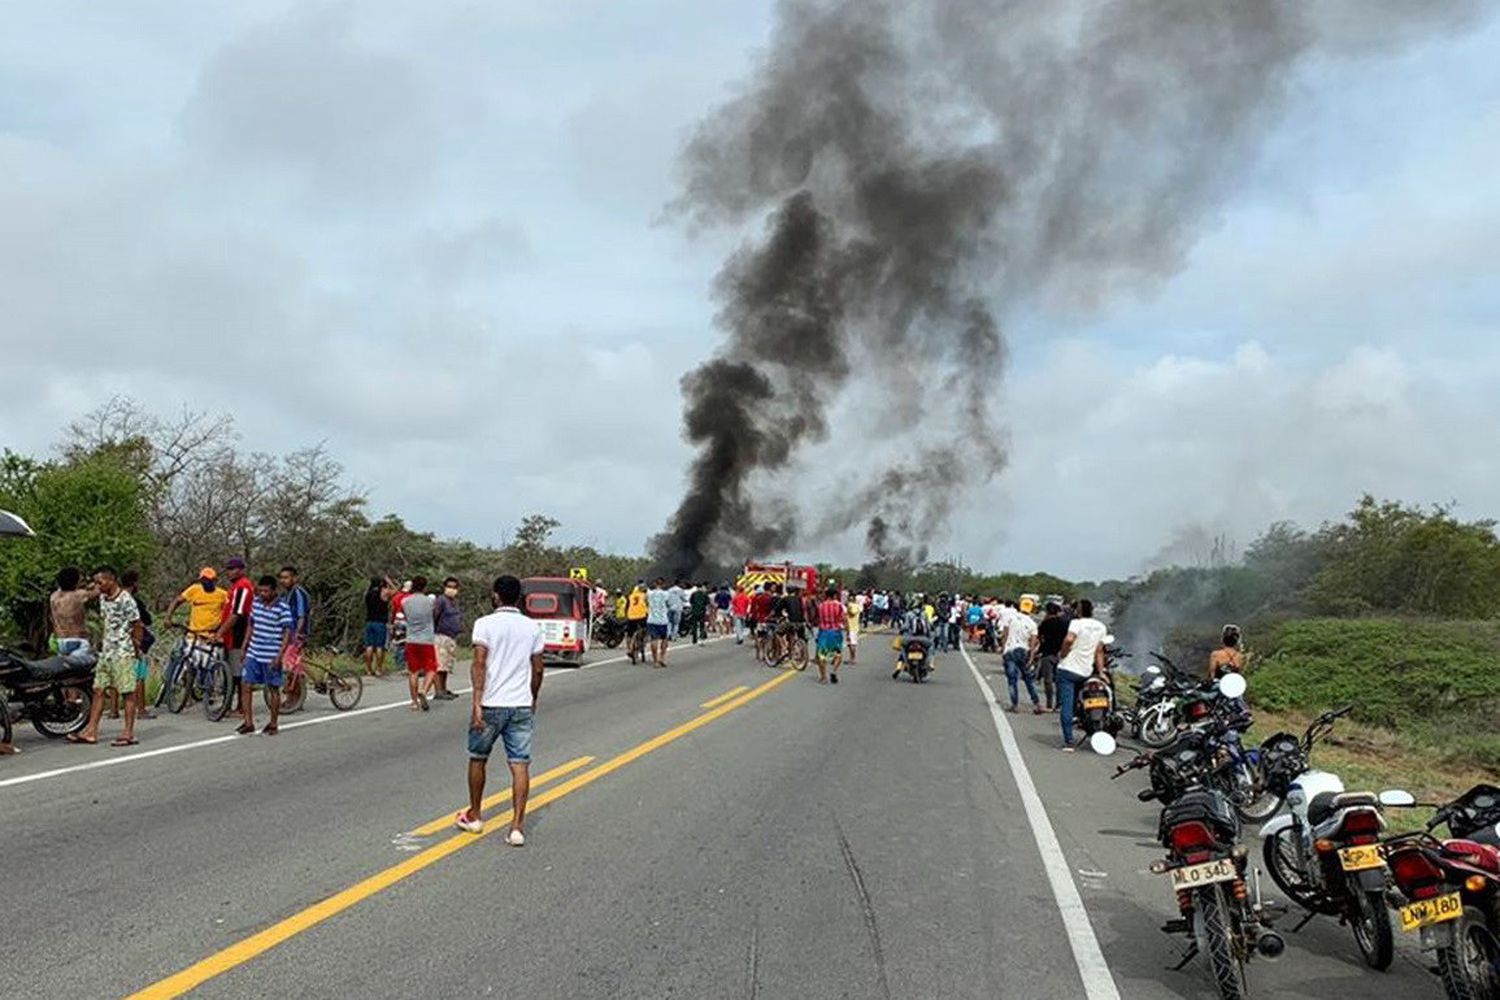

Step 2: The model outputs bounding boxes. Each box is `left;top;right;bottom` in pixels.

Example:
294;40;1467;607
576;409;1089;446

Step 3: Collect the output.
0;636;729;791
960;644;1122;1000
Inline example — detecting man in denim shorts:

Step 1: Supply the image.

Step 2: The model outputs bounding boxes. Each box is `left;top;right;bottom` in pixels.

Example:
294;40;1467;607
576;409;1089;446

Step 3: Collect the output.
456;575;544;847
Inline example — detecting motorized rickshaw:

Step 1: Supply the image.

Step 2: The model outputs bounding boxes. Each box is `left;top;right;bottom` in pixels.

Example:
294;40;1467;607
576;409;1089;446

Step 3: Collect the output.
519;577;594;664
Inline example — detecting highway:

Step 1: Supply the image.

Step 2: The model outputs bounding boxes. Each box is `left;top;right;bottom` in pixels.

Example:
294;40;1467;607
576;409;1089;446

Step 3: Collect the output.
2;636;1447;999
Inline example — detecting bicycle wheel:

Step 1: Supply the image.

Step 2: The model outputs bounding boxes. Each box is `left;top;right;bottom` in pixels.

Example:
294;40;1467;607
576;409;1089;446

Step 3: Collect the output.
272;673;307;715
791;637;808;671
202;661;232;722
327;670;364;711
164;651;192;714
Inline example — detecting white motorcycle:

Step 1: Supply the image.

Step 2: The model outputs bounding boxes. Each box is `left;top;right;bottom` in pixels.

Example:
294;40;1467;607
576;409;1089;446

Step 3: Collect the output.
1257;706;1396;971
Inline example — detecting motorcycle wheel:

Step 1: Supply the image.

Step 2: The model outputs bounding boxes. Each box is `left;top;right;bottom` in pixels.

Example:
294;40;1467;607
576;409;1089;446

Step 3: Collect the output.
1438;908;1500;1000
1261;829;1327;914
31;685;91;738
1349;881;1394;971
0;692;12;746
1227;757;1282;824
603;633;623;649
202;661;232;722
327;670;363;711
1140;707;1177;748
1196;883;1248;1000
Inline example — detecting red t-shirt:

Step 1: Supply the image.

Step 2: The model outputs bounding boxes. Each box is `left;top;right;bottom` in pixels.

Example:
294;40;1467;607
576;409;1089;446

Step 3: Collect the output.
749;592;774;624
731;591;750;617
818;599;846;631
222;576;256;651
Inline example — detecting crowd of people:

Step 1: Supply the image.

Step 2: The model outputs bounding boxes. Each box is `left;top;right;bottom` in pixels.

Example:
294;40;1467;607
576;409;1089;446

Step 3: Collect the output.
15;562;1136;844
26;559;317;748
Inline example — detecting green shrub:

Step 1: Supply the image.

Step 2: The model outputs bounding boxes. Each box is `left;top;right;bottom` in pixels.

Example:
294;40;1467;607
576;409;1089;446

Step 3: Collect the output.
1251;618;1500;769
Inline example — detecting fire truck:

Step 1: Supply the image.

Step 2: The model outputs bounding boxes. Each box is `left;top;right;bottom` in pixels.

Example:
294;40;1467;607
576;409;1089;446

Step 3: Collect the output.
736;561;820;594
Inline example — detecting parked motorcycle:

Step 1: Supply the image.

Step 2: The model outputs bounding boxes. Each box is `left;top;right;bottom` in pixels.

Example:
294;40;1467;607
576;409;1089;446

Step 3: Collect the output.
1257;705;1395;970
1382;784;1500;1000
1077;669;1125;739
593;614;626;650
1110;673;1286;1000
1133;654;1198;748
0;645;95;739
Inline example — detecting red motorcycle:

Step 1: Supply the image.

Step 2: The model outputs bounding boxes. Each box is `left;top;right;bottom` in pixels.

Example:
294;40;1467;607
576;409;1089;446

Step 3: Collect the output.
1382;784;1500;1000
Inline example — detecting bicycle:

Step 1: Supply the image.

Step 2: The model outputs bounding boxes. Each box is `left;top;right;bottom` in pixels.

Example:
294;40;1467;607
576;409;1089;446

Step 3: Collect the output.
160;626;233;721
263;645;363;714
767;623;808;671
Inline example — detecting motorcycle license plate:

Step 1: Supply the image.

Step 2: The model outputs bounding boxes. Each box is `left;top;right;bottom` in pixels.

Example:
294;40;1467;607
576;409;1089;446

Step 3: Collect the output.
908;652;925;661
1168;859;1237;890
1081;697;1109;710
1399;891;1463;932
1338;845;1384;872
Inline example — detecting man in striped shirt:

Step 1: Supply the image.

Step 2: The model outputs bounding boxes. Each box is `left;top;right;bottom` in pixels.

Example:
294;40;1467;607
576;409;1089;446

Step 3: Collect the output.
815;585;848;686
239;575;292;736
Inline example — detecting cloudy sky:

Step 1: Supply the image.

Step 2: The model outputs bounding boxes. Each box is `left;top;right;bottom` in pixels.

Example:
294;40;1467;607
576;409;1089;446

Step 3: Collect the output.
4;2;1498;581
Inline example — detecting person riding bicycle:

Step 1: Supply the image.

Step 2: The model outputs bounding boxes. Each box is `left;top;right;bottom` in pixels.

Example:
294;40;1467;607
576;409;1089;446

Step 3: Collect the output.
776;585;808;640
164;568;229;644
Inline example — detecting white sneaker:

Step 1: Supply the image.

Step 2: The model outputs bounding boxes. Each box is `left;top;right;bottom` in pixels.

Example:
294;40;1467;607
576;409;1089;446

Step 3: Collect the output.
506;828;526;847
455;811;484;834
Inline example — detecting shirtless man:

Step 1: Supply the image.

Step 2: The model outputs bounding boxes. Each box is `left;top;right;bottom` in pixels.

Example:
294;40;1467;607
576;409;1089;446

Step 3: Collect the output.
49;567;96;657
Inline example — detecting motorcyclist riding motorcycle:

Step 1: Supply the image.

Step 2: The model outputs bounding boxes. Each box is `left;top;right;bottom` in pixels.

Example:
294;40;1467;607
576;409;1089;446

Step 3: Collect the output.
892;601;935;682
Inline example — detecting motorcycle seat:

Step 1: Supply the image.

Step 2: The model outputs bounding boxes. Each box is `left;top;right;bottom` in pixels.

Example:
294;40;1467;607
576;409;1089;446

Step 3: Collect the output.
1442;839;1500;874
21;652;96;680
1307;791;1378;827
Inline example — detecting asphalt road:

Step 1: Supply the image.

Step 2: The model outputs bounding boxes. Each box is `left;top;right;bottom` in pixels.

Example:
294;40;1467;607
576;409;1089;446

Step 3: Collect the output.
1;635;1450;999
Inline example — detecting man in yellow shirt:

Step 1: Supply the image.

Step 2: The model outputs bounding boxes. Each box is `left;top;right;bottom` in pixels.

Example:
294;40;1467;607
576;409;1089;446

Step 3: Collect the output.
165;568;230;637
625;582;649;664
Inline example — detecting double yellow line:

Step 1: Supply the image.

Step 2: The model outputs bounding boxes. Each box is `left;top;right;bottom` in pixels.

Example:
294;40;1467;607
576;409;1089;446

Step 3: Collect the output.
128;670;796;999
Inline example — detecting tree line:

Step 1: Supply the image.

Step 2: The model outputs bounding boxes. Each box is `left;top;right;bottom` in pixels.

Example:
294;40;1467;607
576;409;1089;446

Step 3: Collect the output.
1110;495;1500;662
0;399;654;650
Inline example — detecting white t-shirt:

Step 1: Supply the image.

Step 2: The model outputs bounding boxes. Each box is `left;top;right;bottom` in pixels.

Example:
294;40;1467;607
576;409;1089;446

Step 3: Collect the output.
1059;616;1108;678
471;607;544;708
1003;612;1037;654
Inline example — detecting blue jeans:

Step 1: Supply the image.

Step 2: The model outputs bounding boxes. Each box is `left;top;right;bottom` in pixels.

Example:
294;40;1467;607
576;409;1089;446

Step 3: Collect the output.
468;706;534;764
667;609;681;638
1004;648;1040;708
1057;670;1081;745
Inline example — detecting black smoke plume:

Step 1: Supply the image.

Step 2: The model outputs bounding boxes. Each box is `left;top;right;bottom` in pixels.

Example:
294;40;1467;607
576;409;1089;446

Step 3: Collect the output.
651;0;1485;576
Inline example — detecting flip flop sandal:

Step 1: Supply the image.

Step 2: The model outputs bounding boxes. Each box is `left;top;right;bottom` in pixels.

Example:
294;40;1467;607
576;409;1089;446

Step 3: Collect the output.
235;723;256;735
65;733;97;745
110;737;139;747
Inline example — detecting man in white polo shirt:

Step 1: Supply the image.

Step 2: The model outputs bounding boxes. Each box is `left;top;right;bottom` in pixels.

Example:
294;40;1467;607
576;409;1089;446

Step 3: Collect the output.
1056;598;1108;752
456;575;544;846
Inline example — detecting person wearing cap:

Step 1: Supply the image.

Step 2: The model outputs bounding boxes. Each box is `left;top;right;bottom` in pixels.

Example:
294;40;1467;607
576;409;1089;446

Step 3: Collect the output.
217;557;255;719
166;567;230;639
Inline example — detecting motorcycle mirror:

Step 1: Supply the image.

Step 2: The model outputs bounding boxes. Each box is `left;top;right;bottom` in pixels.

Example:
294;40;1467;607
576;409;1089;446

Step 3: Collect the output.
1378;789;1417;808
1088;732;1118;756
1218;673;1248;700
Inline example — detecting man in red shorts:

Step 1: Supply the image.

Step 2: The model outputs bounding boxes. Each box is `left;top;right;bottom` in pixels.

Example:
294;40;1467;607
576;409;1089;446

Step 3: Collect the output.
402;576;438;711
749;584;776;664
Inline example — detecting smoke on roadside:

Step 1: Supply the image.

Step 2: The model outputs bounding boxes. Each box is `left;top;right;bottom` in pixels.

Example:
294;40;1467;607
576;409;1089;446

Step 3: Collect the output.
650;0;1487;576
